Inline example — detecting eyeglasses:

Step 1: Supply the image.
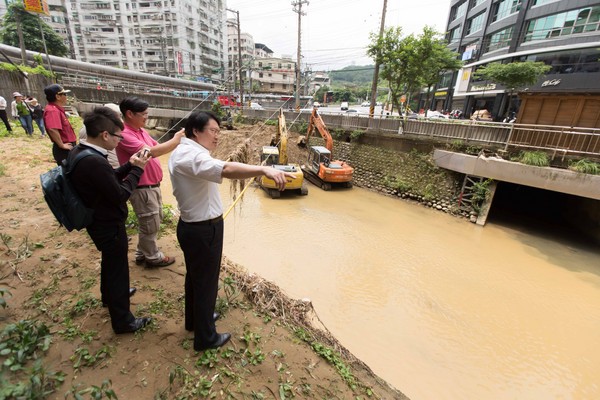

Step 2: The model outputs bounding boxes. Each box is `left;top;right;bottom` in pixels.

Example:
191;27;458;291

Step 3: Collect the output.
56;93;67;97
207;127;221;134
108;132;124;140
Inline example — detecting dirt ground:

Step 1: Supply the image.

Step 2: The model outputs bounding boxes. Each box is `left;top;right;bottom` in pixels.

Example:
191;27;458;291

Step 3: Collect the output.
0;123;407;399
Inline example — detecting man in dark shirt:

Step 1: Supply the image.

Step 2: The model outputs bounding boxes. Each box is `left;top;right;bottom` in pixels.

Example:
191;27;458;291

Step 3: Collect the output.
70;107;152;334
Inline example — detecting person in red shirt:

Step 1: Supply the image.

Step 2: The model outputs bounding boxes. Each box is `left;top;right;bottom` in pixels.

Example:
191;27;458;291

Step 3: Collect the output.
43;84;77;165
116;97;184;268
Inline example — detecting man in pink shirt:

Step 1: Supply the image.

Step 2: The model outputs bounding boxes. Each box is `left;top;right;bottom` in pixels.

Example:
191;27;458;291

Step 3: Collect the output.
43;84;77;165
116;97;184;267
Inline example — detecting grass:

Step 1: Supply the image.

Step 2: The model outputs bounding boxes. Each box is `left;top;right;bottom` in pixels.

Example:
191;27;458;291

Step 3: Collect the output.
570;159;600;175
519;151;549;167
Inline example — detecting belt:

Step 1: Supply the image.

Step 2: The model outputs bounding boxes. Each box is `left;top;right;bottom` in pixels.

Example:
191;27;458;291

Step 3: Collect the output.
137;183;160;189
186;215;223;226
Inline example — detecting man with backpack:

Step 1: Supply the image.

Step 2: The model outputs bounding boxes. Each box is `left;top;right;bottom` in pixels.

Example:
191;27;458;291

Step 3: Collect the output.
69;107;153;334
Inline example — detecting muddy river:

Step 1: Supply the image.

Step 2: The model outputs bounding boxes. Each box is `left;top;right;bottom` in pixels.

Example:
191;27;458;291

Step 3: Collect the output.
160;158;600;399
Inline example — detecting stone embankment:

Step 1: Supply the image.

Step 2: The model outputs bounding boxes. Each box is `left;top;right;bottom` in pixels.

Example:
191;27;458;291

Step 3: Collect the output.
308;133;477;221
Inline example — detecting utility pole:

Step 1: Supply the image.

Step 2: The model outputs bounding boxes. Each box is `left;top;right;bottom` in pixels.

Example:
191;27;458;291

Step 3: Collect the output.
15;10;27;64
369;0;387;118
227;8;244;110
292;0;308;111
37;16;55;80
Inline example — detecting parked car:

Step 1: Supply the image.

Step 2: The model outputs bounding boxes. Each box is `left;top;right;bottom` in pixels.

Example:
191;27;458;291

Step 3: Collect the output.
340;101;349;110
426;110;449;119
361;101;370;107
313;101;320;108
250;102;264;110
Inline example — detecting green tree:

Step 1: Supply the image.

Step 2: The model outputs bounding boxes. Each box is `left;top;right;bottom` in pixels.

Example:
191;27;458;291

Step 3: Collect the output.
367;27;422;114
418;26;462;111
474;61;551;118
0;2;69;57
368;26;462;115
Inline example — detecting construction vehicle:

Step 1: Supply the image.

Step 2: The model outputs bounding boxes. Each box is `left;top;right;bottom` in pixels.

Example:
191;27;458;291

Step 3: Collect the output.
301;108;354;190
259;109;308;199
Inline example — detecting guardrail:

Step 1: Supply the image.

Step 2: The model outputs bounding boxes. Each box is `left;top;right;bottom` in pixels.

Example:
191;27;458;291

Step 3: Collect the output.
244;109;600;160
507;124;600;159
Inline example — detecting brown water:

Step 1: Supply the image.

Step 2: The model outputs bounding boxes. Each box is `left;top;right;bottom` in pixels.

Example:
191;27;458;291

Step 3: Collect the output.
160;159;600;399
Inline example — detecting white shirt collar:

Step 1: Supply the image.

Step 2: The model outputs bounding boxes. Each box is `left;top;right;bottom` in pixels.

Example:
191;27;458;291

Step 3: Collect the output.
80;141;108;156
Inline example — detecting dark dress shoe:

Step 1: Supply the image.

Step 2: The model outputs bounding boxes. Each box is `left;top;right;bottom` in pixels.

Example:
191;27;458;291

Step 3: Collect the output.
195;332;231;351
102;287;137;307
114;317;152;334
185;312;222;331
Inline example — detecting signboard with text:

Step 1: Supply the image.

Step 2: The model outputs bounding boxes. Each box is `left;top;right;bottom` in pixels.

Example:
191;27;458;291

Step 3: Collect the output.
23;0;49;15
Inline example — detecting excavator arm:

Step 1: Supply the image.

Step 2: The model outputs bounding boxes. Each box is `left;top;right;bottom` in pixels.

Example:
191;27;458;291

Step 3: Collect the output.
307;108;334;153
277;109;288;165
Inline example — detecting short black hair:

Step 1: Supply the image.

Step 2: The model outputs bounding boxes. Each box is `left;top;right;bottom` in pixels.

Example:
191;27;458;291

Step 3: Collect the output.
119;97;149;115
184;111;221;138
84;107;125;138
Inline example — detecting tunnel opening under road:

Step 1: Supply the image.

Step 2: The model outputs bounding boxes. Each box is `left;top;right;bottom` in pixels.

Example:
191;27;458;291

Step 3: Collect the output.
487;181;600;247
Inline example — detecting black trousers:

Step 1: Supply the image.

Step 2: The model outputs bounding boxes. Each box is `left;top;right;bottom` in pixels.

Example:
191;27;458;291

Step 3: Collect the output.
177;218;224;350
0;110;11;131
52;142;75;166
87;222;135;331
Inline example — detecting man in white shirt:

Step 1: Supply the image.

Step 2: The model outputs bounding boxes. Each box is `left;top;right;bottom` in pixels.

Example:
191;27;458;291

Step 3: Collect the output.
168;111;294;351
0;95;12;132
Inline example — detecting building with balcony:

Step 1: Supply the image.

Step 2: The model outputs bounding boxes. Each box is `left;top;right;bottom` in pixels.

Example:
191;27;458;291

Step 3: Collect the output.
36;0;227;83
248;56;296;95
439;0;600;124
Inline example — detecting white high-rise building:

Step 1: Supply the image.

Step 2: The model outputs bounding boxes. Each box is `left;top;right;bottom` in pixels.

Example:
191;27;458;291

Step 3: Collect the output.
38;0;227;83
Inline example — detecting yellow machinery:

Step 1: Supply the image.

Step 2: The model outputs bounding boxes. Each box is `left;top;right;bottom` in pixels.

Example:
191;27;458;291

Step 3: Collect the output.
259;109;308;198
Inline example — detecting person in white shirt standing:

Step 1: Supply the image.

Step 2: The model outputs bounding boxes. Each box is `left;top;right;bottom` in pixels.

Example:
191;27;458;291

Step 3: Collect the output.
168;111;294;352
0;95;13;132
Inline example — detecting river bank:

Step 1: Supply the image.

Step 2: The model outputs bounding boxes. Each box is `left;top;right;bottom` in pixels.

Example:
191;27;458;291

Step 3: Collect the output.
0;130;406;399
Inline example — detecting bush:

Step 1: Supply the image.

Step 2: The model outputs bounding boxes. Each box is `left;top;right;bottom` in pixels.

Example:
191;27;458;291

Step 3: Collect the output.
350;129;365;141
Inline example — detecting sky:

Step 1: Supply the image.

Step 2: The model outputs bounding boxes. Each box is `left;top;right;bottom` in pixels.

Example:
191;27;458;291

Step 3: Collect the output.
225;0;451;71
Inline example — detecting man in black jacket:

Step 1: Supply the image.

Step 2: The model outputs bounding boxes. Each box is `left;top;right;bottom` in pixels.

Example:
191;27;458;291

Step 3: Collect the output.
70;107;152;334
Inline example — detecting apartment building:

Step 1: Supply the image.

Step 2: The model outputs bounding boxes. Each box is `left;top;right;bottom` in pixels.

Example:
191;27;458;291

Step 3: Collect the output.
37;0;227;82
248;56;296;95
226;18;254;88
438;0;600;122
224;22;297;96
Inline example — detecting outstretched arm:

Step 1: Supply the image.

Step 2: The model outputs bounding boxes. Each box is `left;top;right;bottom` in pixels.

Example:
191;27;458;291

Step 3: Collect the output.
222;162;296;191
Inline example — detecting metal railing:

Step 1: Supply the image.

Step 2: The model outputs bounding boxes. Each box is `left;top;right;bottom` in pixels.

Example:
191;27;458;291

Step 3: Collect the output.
403;119;511;145
244;109;600;160
506;124;600;159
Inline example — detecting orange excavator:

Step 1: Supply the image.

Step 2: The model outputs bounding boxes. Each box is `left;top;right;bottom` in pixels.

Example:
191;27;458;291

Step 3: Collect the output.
301;108;353;190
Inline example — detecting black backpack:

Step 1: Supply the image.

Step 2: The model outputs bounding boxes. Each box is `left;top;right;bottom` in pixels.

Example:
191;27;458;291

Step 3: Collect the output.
40;149;97;232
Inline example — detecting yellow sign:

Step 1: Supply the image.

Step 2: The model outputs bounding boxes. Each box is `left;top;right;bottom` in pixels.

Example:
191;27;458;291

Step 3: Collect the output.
23;0;50;15
434;91;447;97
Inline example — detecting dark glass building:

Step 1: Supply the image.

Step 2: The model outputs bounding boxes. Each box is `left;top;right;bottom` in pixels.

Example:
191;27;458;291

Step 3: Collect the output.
436;0;600;122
